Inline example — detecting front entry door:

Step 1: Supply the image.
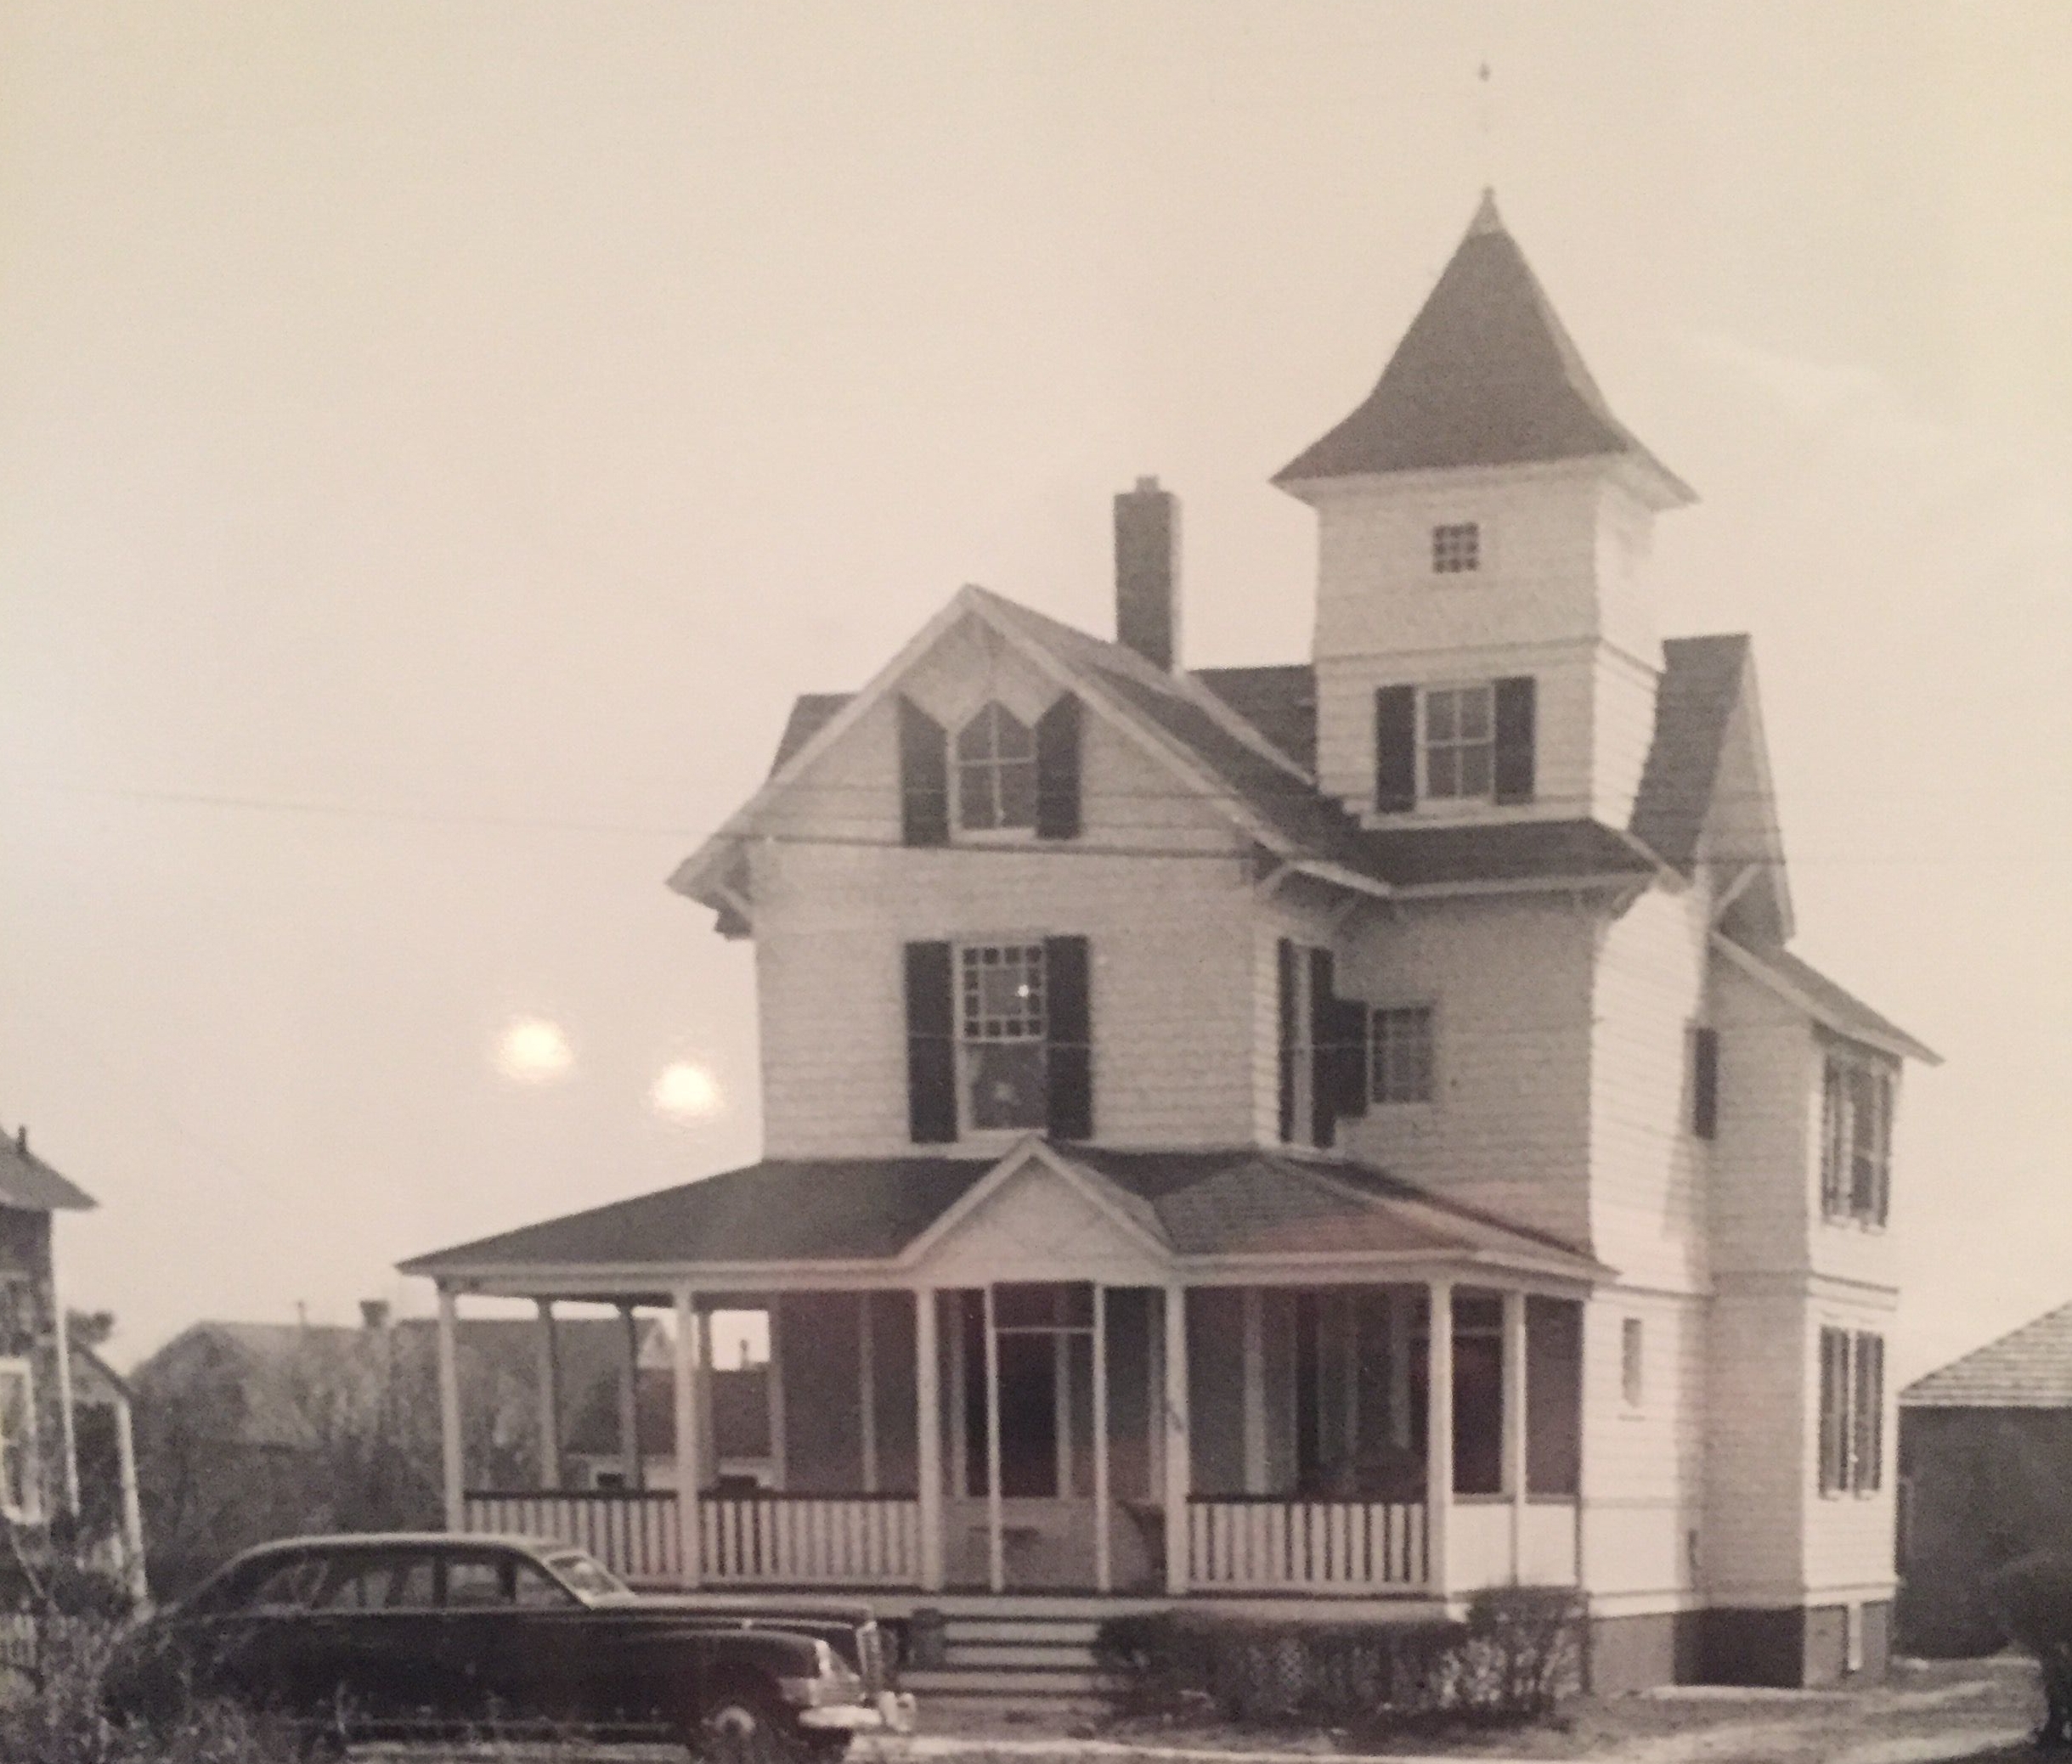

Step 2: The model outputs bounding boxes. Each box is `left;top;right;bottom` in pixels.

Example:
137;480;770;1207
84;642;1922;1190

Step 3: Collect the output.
968;1284;1097;1591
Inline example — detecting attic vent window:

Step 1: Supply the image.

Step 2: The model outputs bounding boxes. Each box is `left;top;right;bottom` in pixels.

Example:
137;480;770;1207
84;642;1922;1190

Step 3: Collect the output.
1432;521;1480;574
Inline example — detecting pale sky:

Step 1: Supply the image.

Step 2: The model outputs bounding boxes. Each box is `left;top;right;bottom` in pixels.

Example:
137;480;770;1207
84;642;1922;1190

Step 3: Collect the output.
1;3;2066;1384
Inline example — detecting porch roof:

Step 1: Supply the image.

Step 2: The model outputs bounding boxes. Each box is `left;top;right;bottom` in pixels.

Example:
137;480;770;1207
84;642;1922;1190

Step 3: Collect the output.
398;1141;1606;1285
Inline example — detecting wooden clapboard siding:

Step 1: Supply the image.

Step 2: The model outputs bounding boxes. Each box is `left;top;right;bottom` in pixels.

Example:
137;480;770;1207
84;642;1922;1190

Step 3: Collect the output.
1701;1288;1808;1602
1588;883;1712;1293
1578;1291;1707;1601
1339;897;1595;1251
1800;1292;1900;1601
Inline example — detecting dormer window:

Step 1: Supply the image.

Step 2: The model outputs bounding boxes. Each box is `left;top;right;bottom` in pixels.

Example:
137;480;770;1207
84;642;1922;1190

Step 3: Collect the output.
1431;521;1480;574
955;703;1037;832
1423;684;1495;800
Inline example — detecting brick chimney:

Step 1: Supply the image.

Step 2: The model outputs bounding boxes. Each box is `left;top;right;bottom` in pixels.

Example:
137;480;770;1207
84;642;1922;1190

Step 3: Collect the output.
359;1299;391;1332
1115;476;1181;671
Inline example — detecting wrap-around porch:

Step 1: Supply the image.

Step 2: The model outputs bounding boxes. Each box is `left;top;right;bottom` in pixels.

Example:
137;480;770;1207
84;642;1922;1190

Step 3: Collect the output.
408;1141;1599;1604
438;1277;1584;1600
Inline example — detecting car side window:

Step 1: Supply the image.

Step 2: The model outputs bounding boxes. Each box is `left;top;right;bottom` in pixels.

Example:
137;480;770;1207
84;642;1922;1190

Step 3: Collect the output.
443;1554;510;1609
313;1553;434;1611
244;1555;323;1613
512;1561;575;1609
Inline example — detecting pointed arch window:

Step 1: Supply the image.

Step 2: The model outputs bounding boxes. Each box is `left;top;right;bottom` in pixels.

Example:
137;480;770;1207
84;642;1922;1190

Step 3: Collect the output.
956;703;1037;831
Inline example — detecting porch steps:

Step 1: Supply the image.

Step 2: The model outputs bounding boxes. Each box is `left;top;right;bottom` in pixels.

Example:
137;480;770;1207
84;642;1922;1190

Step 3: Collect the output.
903;1610;1112;1710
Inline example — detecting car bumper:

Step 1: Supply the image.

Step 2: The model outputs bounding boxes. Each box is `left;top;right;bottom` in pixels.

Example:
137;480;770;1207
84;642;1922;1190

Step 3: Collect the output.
797;1691;917;1734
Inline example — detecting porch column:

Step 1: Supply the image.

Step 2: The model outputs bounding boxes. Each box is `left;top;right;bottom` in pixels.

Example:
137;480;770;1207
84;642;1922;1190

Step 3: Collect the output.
1162;1283;1190;1595
534;1299;562;1489
672;1286;704;1587
113;1389;148;1604
1504;1291;1528;1584
1425;1280;1454;1596
983;1283;1004;1594
858;1293;879;1493
437;1285;464;1530
618;1305;643;1489
765;1297;788;1489
1240;1286;1267;1493
1092;1283;1112;1593
913;1288;945;1591
1388;1288;1413;1449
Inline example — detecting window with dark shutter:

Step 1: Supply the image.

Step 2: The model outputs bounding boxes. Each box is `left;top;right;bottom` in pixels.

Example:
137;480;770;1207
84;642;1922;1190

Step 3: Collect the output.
1044;935;1092;1141
1277;938;1298;1143
1818;1327;1849;1496
1308;947;1337;1149
1034;694;1082;840
1330;995;1369;1121
1691;1027;1719;1141
898;698;951;847
1852;1332;1884;1493
1375;686;1417;814
904;941;957;1143
1493;676;1537;805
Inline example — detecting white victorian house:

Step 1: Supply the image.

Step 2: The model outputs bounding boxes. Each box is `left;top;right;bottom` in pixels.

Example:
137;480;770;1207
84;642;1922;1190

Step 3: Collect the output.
402;194;1936;1694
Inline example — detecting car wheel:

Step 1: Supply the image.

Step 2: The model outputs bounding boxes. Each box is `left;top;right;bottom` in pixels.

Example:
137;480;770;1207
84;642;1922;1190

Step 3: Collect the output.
690;1682;800;1764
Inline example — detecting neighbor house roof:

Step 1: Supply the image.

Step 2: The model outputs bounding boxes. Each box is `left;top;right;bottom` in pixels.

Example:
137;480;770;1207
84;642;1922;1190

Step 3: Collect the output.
399;1141;1606;1282
0;1128;97;1212
1904;1302;2072;1409
1273;191;1691;499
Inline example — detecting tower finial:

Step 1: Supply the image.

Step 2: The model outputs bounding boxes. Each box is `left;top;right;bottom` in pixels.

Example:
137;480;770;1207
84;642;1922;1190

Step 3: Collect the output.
1469;186;1503;237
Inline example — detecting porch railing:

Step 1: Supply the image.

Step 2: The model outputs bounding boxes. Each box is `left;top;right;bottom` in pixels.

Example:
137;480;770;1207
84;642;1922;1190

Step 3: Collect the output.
1187;1496;1427;1590
700;1493;922;1585
463;1489;922;1587
466;1490;684;1582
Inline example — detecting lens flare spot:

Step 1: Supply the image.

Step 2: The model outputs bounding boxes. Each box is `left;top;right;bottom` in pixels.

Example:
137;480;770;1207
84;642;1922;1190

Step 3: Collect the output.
496;1017;573;1082
652;1061;724;1120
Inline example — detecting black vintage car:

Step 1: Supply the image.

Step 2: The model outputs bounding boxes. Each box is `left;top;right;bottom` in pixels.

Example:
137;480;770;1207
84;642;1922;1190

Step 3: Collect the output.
102;1532;913;1756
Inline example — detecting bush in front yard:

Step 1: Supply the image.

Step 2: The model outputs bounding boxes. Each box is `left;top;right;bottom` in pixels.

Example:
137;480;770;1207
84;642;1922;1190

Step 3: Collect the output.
1987;1550;2072;1749
1094;1588;1584;1735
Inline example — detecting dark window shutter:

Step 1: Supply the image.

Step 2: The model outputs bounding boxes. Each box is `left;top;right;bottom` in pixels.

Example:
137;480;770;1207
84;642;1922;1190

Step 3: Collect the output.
898;697;950;847
1044;935;1092;1141
1308;947;1336;1149
1331;995;1369;1120
1375;686;1417;814
1493;676;1538;805
1691;1028;1719;1141
904;941;957;1144
1034;694;1083;841
1276;938;1298;1143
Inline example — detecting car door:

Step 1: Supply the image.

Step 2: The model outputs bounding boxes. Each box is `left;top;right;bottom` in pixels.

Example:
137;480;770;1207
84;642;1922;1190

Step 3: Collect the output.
302;1546;445;1737
435;1546;584;1737
183;1550;325;1716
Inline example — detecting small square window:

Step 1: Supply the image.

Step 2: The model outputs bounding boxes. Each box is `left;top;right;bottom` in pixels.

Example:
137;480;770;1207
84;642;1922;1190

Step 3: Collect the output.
1432;522;1481;574
1371;1006;1435;1104
1621;1318;1645;1407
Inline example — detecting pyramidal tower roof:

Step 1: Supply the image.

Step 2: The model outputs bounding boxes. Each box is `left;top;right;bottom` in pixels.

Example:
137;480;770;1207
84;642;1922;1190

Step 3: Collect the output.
1276;191;1691;500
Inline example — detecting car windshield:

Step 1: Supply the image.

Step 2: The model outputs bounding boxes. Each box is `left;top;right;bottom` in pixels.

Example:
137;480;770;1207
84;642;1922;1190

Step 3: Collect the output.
545;1549;631;1601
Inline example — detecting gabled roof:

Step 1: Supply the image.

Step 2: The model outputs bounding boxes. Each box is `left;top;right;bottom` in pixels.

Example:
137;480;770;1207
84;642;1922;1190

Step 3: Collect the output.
1905;1301;2072;1409
399;1142;1606;1282
1713;935;1939;1066
1274;191;1691;501
0;1127;96;1212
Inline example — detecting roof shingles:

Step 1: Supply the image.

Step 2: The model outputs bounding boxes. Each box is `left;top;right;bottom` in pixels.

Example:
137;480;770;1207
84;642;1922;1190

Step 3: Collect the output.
1905;1302;2072;1409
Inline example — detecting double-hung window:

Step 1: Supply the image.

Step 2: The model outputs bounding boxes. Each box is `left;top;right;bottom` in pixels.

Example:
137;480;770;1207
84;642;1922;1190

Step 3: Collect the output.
1423;685;1495;802
1821;1051;1894;1225
0;1360;36;1521
1370;1006;1435;1104
1818;1327;1886;1496
959;943;1047;1130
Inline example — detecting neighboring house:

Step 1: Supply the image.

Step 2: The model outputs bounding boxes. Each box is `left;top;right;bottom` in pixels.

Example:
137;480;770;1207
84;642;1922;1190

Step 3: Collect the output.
0;1124;146;1601
127;1304;668;1594
403;193;1937;1691
1896;1301;2072;1656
